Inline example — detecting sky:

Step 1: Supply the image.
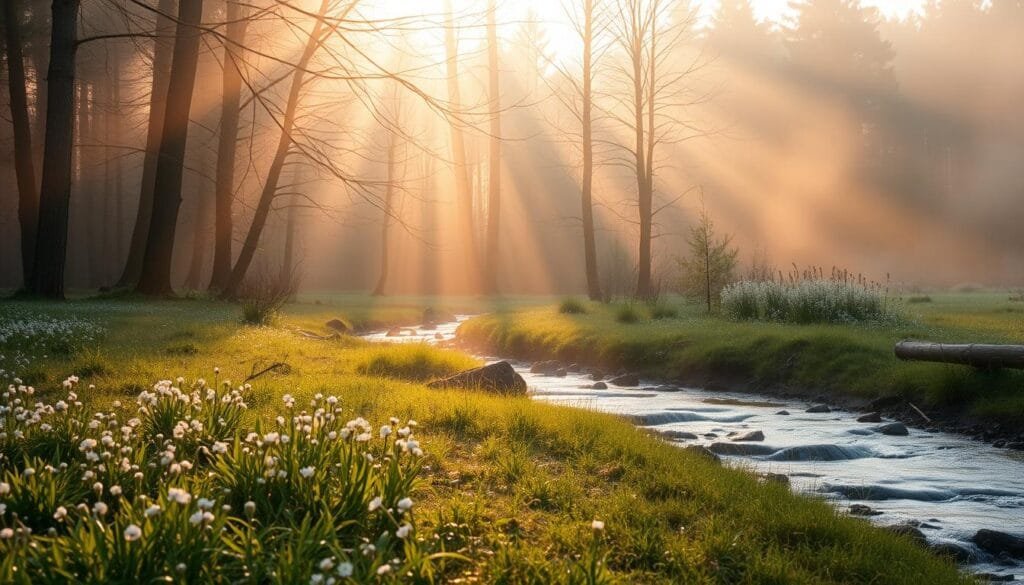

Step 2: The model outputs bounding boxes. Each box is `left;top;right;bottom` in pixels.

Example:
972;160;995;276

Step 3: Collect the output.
723;0;926;23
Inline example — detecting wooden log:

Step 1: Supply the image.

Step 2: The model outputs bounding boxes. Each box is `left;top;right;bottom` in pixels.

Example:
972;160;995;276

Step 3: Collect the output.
895;341;1024;369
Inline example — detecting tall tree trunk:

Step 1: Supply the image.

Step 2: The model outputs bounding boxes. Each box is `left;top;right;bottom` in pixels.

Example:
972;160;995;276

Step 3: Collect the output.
27;0;79;298
628;8;653;300
135;0;204;296
2;0;39;287
444;0;480;293
581;0;602;301
219;0;332;299
209;0;248;291
183;171;213;290
372;132;397;296
116;0;176;288
110;46;124;282
483;0;501;294
279;190;298;285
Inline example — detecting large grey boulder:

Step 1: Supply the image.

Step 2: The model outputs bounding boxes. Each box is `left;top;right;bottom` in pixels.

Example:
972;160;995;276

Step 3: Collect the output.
427;362;527;395
973;529;1024;559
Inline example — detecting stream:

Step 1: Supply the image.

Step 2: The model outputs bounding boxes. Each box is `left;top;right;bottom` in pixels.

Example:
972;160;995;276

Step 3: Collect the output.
363;317;1024;582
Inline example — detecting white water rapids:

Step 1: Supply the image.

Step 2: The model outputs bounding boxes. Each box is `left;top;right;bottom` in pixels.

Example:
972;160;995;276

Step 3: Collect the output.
363;317;1024;582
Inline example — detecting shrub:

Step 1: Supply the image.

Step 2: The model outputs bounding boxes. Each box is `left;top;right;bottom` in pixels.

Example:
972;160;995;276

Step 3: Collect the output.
721;279;896;324
676;206;738;312
614;304;643;324
0;374;437;582
559;298;588;314
237;270;299;326
906;295;933;304
648;304;678;320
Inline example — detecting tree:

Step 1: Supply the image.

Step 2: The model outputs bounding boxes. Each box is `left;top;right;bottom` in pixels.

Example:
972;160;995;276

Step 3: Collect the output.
209;0;248;292
609;0;699;299
27;0;80;298
116;0;176;288
579;0;602;301
444;0;481;292
2;0;39;286
677;203;738;312
483;0;502;294
135;0;205;296
372;124;399;297
786;0;895;147
219;0;333;299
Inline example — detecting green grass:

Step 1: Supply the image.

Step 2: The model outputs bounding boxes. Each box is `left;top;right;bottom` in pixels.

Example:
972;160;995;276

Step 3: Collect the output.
458;293;1024;427
0;296;973;583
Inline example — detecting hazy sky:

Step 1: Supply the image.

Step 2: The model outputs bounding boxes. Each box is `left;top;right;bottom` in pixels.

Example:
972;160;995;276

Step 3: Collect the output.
701;0;926;23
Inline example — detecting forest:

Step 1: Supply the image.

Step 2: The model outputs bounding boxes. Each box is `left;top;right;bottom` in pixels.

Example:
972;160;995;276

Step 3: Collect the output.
1;1;1023;584
1;0;1022;297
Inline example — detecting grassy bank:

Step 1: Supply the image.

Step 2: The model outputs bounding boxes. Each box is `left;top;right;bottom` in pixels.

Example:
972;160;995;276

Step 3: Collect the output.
457;294;1024;428
0;297;972;583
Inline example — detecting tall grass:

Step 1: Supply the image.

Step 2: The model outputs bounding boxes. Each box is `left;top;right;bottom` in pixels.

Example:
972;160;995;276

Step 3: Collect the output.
721;279;896;324
558;297;588;315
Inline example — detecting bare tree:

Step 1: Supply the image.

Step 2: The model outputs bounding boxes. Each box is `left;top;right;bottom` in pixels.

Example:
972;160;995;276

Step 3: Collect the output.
609;0;700;299
27;0;80;298
135;0;205;296
2;0;39;287
483;0;502;294
444;0;481;291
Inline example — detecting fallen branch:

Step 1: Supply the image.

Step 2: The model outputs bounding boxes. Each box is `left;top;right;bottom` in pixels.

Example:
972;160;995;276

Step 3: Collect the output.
907;402;932;424
245;361;291;383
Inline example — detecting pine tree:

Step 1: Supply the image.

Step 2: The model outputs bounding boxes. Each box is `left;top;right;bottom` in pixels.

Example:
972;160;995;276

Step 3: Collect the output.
677;205;738;312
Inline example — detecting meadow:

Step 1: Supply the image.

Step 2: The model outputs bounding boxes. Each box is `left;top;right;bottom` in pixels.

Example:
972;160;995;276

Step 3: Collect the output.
0;295;975;583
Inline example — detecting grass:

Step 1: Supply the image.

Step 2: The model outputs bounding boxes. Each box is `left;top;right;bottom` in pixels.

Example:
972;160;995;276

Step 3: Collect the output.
0;296;974;583
458;293;1024;428
559;297;588;314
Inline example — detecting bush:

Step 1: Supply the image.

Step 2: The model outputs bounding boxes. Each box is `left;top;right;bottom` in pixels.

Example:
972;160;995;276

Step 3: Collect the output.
559;298;588;314
906;295;933;304
0;374;435;582
721;279;896;324
237;270;299;326
648;304;678;320
614;304;643;324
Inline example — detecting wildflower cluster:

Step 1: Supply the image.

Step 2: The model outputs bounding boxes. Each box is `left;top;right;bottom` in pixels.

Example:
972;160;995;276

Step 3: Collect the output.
0;373;432;583
0;312;103;379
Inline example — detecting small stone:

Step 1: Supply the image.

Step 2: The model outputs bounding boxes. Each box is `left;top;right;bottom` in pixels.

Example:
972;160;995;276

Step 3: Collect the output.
876;422;909;436
1005;442;1024;451
325;319;349;333
976;573;1015;582
591;382;608;390
553;368;568;377
730;430;765;442
849;504;882;516
530;360;561;375
886;523;927;544
857;412;883;423
776;410;790;416
762;473;789;486
684;445;720;464
385;327;402;337
657;430;698;440
929;542;976;563
567;363;581;373
806;404;831;413
589;369;605;381
609;373;640;387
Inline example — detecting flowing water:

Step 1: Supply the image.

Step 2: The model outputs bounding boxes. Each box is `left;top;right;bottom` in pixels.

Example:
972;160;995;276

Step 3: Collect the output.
363;318;1024;582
